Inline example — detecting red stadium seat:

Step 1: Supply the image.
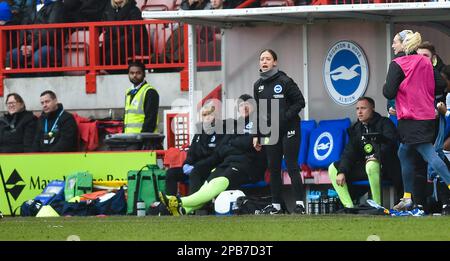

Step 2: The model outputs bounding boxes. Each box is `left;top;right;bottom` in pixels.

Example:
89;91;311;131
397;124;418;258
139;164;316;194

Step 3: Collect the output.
64;31;89;75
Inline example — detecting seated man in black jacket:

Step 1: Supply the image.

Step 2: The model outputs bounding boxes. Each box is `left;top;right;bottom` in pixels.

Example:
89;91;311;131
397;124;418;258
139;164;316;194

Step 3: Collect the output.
33;90;78;152
160;94;267;216
165;102;225;195
328;96;401;208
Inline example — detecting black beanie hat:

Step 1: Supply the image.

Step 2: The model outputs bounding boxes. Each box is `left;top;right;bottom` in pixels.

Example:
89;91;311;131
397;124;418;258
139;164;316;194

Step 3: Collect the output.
238;94;253;102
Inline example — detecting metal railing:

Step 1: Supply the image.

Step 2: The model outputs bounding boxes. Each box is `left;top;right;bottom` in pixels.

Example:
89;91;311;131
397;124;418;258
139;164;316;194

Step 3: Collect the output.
0;19;222;96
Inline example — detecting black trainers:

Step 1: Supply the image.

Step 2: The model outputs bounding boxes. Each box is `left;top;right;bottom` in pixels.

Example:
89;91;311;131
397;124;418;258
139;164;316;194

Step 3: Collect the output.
442;205;450;215
255;204;285;215
293;204;306;214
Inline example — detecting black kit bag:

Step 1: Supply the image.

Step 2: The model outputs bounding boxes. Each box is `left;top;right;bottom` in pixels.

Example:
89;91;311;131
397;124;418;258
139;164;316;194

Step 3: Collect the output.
234;196;272;215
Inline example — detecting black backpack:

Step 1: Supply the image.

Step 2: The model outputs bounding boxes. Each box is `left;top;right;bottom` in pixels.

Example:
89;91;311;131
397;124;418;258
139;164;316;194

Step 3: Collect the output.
234;196;272;215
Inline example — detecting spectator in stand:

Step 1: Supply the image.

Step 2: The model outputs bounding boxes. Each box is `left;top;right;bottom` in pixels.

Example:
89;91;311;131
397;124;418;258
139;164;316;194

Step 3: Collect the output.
32;90;78;152
0;93;37;153
206;0;223;9
2;1;25;51
64;0;109;22
223;0;259;8
0;1;12;25
9;0;34;25
383;30;450;212
327;97;401;208
101;0;149;68
166;0;226;64
159;94;267;216
5;0;65;69
180;0;208;10
294;0;311;6
165;102;225;195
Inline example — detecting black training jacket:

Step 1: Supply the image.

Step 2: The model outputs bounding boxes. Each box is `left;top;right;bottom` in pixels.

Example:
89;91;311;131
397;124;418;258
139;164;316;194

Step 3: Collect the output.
254;70;305;134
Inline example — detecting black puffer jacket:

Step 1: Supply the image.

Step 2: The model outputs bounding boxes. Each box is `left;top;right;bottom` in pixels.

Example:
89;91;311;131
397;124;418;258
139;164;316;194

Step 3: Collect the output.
254;70;305;134
184;123;225;168
64;0;109;22
33;103;78;152
337;112;400;180
199;118;267;183
0;110;37;153
101;0;148;64
20;1;65;51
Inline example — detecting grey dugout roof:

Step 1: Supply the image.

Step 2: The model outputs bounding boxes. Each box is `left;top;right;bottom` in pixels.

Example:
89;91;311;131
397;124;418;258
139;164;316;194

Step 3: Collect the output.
142;2;450;28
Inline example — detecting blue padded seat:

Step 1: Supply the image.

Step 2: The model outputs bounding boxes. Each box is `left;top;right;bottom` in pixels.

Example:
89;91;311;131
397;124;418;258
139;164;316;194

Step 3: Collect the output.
318;118;351;144
306;126;346;169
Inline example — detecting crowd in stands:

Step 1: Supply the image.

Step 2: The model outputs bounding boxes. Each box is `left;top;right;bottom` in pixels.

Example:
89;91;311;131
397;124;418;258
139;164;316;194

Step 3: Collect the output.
0;0;433;72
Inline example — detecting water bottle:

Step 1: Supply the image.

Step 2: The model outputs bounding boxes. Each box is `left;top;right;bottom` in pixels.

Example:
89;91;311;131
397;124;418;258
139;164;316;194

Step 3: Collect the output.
313;198;320;215
307;198;313;214
137;201;146;217
328;197;336;213
321;196;329;214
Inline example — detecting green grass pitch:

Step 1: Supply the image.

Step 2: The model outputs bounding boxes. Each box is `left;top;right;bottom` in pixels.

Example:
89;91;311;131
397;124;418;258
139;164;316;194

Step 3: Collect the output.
1;215;450;241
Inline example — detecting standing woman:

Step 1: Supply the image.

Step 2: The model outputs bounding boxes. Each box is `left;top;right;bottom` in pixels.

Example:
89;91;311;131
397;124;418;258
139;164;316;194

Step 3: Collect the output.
383;30;450;211
253;49;306;214
0;93;37;152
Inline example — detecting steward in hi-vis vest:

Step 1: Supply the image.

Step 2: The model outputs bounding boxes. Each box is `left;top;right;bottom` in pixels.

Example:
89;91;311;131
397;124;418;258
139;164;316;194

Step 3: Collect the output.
124;62;159;134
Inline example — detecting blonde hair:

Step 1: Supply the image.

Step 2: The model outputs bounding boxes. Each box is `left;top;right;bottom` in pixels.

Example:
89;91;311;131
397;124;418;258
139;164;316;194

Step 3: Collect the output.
200;102;216;117
398;30;422;55
111;0;128;9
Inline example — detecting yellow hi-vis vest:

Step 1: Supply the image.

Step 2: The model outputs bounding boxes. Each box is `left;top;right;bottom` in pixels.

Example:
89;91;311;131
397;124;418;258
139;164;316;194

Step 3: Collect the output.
124;83;158;133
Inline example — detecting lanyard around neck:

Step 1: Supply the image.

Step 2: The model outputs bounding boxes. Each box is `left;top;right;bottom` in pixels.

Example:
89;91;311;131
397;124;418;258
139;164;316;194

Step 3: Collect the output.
44;110;64;133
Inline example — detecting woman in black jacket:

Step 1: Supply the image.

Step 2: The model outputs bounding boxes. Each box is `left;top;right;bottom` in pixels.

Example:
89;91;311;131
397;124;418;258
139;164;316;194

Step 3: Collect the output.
164;103;224;195
253;49;306;214
101;0;149;67
0;93;37;153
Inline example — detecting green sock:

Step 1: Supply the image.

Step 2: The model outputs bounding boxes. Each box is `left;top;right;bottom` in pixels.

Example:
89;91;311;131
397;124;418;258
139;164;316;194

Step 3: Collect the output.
365;161;381;205
181;176;229;210
328;163;354;208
